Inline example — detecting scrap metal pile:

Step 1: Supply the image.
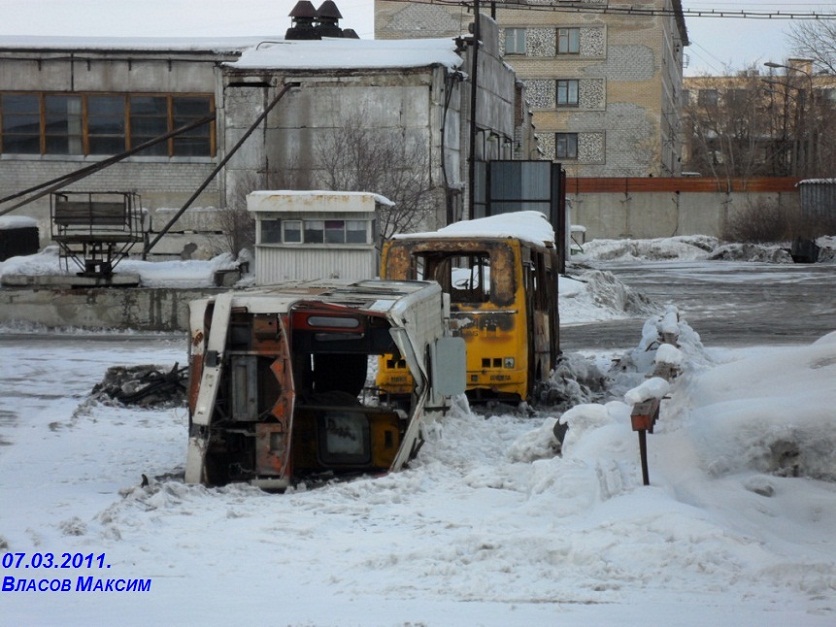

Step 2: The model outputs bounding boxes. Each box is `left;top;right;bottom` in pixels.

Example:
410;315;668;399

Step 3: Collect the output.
92;363;188;406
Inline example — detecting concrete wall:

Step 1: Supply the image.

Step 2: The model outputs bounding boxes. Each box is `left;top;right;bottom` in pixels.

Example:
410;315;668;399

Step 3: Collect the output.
0;286;226;331
220;68;453;230
569;190;801;240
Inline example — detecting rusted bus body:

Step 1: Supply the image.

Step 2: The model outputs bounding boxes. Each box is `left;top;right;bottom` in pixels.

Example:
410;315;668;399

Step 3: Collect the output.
377;212;559;403
184;279;464;490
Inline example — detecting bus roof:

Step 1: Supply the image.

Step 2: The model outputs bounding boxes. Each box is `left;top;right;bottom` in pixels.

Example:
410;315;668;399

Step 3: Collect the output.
392;211;555;248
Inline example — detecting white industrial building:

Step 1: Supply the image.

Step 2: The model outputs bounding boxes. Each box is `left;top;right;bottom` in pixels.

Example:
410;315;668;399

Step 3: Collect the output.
0;6;538;264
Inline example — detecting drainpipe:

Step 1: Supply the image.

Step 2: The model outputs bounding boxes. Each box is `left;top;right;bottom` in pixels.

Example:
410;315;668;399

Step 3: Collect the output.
467;0;480;221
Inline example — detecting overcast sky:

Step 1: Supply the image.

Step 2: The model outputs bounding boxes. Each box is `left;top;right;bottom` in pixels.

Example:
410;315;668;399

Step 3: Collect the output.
0;0;833;75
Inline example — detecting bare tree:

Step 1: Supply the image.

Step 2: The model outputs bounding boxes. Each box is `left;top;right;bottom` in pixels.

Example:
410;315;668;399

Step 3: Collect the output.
783;23;836;176
314;111;437;247
787;21;836;75
722;198;792;242
217;170;258;256
683;69;773;180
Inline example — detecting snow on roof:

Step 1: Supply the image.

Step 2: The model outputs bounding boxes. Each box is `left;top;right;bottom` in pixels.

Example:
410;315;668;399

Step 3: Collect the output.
228;37;464;71
797;178;836;185
247;190;394;214
393;211;556;248
0;35;271;53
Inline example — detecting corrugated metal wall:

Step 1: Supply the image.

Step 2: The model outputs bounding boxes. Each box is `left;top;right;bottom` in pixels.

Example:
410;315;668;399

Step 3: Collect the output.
255;248;379;284
799;181;836;219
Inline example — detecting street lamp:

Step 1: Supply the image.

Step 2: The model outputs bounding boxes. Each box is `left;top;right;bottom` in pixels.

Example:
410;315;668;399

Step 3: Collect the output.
764;61;816;176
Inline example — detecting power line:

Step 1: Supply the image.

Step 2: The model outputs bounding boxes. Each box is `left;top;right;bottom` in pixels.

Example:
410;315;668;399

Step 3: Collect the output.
384;0;836;20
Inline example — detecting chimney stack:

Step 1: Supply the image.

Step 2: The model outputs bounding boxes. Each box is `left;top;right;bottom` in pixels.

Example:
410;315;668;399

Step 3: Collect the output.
286;0;355;40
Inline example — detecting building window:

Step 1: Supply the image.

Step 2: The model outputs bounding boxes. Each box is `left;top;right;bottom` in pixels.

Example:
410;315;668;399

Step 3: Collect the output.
698;89;719;107
45;95;83;154
557;28;580;54
130;96;169;156
505;28;526;55
172;96;213;156
556;80;580;107
88;95;126;155
556;133;578;159
1;94;40;154
725;89;749;108
0;91;215;157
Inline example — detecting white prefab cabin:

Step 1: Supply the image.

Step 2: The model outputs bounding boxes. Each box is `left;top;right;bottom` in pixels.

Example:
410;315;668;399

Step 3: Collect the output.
247;190;391;285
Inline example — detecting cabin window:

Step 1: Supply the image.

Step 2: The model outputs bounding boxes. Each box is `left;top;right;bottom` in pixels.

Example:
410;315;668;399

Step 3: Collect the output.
346;220;367;243
260;218;370;245
261;219;283;244
325;220;345;243
282;220;302;243
304;220;325;243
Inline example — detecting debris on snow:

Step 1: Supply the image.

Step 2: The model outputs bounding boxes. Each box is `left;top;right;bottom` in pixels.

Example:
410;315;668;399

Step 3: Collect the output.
92;363;188;406
708;243;793;263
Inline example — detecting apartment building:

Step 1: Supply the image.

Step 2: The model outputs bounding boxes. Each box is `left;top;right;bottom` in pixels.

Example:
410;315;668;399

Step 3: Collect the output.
376;0;689;177
683;59;836;178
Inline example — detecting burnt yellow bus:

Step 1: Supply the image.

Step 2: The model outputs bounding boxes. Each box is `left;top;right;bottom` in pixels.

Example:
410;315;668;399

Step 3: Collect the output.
377;211;559;404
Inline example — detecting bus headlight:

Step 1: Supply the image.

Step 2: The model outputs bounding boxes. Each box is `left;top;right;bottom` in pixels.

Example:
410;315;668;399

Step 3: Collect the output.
503;357;515;369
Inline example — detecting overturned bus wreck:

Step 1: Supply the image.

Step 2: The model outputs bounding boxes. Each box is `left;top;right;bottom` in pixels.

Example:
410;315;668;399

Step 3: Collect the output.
184;279;465;490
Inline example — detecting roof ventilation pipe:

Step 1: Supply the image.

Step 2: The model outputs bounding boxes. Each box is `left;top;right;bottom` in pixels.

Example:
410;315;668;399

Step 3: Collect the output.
316;1;344;38
286;0;319;40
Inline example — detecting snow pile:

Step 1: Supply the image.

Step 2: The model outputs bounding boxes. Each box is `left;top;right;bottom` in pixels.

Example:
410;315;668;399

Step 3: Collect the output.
677;331;836;481
531;305;703;453
0;245;242;287
708;242;793;263
575;235;719;262
624;376;669;404
558;269;657;324
539;305;706;410
576;234;836;264
565;229;832;268
2;322;836;623
121;253;241;287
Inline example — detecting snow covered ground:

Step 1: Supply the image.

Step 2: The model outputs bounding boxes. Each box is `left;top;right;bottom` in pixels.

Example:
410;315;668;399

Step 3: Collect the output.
1;238;835;626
